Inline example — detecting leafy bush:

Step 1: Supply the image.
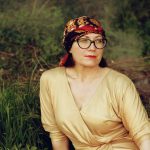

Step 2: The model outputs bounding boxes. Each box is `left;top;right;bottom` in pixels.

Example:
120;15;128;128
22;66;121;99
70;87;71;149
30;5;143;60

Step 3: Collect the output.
105;29;143;60
0;3;65;75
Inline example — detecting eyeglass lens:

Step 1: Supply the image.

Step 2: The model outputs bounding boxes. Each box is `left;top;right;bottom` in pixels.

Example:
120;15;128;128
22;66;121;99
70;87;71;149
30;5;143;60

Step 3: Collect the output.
77;38;106;49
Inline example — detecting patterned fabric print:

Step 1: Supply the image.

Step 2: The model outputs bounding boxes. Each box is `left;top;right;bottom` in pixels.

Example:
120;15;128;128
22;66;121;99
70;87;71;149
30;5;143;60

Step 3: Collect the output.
62;16;104;45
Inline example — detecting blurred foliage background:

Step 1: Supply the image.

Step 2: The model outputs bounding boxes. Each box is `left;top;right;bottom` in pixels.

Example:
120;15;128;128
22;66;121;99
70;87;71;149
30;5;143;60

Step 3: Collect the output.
0;0;150;149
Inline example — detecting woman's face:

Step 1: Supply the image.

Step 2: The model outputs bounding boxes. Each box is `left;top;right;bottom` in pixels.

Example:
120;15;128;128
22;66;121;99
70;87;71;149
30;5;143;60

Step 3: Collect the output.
70;33;105;68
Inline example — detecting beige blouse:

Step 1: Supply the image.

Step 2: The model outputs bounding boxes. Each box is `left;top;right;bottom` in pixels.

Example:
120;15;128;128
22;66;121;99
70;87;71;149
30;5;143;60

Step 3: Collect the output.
40;67;150;150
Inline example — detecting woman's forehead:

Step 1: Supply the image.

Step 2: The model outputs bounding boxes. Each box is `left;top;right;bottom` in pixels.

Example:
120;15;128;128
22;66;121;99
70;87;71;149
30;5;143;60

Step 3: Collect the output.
81;33;102;38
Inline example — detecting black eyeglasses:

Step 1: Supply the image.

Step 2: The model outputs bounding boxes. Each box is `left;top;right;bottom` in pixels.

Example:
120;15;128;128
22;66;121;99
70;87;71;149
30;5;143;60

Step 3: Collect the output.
76;38;107;49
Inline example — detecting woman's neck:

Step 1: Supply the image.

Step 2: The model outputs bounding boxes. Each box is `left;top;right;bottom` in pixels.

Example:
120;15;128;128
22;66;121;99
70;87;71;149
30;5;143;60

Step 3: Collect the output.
66;65;103;82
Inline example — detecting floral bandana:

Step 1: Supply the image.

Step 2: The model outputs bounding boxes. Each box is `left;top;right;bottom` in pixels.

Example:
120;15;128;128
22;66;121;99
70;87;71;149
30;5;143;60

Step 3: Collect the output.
62;16;104;47
60;16;105;66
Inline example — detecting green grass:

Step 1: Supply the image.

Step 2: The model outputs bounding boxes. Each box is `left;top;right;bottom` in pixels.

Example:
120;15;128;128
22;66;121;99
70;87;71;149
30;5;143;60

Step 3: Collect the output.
0;81;51;149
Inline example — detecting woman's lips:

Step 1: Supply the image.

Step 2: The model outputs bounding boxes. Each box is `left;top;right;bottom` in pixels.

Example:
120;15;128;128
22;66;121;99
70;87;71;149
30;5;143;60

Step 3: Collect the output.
84;55;97;58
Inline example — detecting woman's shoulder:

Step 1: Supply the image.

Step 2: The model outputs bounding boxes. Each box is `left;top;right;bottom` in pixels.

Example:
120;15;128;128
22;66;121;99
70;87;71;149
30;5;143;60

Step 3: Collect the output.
40;67;65;81
106;67;132;86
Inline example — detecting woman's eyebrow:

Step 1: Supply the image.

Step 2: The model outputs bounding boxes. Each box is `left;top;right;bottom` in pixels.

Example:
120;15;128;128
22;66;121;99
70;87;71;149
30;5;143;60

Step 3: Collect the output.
94;35;102;38
81;35;89;38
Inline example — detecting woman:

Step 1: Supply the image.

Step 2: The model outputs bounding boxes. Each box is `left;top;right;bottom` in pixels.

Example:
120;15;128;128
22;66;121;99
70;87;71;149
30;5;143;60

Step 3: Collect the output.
40;16;150;150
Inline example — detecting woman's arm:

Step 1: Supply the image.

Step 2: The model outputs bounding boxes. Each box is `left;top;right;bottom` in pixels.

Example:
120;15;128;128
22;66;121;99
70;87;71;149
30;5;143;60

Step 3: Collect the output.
52;139;69;150
140;139;150;150
115;77;150;148
40;72;69;147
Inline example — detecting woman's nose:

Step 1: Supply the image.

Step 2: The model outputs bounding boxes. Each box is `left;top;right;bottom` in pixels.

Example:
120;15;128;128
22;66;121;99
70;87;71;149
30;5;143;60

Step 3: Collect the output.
88;42;96;51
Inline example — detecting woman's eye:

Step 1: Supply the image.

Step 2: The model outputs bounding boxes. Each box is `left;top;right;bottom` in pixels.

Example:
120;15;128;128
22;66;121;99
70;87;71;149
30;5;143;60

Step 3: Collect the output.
96;39;103;43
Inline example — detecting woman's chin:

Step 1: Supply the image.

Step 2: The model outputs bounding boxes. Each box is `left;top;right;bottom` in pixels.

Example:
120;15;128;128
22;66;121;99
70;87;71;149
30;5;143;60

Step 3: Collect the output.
80;62;100;68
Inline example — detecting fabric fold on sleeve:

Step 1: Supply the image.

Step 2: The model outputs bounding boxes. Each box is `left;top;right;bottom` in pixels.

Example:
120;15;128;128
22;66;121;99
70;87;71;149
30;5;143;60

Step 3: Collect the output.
40;71;68;142
118;79;150;146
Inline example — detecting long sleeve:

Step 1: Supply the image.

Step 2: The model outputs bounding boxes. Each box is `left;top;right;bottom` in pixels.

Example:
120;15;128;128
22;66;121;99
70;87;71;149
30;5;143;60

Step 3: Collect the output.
118;79;150;147
40;71;68;142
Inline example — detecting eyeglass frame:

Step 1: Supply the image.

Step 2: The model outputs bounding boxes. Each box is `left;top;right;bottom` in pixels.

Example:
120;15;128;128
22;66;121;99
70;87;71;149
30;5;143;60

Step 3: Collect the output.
75;38;107;49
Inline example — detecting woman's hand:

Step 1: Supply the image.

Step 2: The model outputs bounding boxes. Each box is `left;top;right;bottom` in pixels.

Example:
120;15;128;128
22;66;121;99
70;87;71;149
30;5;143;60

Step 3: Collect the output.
52;139;69;150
